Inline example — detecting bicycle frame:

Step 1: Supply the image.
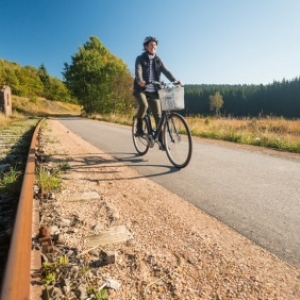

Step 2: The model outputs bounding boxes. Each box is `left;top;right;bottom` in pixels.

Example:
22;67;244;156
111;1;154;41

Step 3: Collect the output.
132;81;193;168
143;108;168;148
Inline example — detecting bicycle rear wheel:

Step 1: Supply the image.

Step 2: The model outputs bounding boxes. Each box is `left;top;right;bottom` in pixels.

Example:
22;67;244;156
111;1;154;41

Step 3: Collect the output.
164;112;192;168
132;116;150;155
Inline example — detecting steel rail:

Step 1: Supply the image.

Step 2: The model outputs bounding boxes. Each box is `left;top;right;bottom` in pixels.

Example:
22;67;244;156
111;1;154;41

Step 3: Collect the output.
0;119;44;300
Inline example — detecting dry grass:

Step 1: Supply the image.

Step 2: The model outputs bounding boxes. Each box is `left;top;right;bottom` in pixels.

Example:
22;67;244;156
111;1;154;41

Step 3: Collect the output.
1;96;81;128
187;116;300;152
0;113;10;128
188;116;300;136
91;113;300;153
12;96;82;117
3;96;300;153
0;109;27;128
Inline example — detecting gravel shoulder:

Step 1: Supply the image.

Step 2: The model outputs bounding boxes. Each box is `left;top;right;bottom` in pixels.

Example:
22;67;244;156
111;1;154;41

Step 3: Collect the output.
40;118;300;299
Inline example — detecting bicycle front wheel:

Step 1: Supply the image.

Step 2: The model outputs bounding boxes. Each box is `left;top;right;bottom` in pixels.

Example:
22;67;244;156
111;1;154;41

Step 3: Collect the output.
164;112;192;168
132;116;150;155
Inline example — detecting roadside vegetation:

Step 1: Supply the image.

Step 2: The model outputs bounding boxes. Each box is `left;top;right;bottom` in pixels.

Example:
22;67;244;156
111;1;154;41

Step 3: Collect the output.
2;94;300;156
88;113;300;154
1;34;300;155
0;165;22;196
0;119;37;196
1;37;299;298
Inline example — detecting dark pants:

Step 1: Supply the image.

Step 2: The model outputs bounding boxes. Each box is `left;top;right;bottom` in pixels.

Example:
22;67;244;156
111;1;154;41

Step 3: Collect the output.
134;91;161;129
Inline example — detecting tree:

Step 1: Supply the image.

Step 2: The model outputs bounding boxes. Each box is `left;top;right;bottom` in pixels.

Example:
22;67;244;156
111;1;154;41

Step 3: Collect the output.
47;77;72;102
15;66;44;97
38;64;51;91
209;91;224;116
62;36;134;114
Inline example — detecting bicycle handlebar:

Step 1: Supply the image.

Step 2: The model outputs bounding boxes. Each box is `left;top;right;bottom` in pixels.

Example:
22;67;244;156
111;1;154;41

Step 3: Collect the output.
149;80;183;87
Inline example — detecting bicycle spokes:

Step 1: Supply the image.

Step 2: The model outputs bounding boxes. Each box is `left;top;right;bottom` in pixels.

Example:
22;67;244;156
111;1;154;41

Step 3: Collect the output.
164;113;192;168
168;117;181;144
132;112;192;168
132;117;150;155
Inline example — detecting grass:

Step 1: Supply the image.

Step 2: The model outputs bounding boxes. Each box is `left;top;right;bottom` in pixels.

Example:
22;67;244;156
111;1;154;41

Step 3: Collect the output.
41;254;108;300
187;116;300;153
3;96;300;154
0;96;79;198
88;113;300;154
0;109;27;128
12;95;82;118
0;96;81;128
0;165;22;196
0;118;38;196
37;167;62;191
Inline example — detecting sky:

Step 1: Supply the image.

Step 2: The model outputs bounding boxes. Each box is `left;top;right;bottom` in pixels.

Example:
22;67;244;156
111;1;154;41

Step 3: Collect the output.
1;0;300;85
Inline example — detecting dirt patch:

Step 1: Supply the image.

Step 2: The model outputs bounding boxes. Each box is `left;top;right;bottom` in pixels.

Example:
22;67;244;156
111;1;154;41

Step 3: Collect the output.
39;118;300;299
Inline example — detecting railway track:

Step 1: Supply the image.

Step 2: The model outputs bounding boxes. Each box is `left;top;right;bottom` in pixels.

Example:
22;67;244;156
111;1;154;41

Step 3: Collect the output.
0;119;128;299
0;118;44;300
3;118;299;299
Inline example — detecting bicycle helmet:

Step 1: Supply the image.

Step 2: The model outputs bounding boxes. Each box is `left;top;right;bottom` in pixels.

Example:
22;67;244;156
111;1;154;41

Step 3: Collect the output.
143;36;158;49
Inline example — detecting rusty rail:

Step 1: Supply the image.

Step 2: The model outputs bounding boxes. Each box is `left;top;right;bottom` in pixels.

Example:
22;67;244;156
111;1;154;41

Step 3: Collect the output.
0;119;44;300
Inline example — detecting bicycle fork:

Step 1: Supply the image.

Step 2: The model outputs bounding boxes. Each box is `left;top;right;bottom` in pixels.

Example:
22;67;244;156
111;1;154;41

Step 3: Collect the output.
144;115;165;149
145;134;155;148
141;116;155;148
166;115;181;144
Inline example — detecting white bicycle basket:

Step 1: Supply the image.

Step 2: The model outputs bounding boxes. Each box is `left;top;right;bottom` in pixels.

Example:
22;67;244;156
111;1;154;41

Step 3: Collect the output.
158;86;185;111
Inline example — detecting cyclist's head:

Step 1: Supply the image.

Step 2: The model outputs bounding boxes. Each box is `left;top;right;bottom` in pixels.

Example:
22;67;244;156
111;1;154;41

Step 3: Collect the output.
143;36;158;51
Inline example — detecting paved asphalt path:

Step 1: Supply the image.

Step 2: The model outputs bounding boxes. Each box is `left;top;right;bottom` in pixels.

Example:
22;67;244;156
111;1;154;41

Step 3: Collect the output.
58;117;300;268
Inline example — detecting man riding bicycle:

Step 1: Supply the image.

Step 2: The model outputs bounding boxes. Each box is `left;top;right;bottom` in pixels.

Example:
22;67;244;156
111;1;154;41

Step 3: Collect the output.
133;36;183;147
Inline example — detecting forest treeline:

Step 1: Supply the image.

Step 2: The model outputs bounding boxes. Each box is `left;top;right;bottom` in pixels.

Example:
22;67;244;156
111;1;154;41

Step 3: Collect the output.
1;35;299;118
184;78;300;118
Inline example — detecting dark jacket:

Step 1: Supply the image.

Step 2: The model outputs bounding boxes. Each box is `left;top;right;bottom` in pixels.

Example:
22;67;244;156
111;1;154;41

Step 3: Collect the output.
133;51;177;95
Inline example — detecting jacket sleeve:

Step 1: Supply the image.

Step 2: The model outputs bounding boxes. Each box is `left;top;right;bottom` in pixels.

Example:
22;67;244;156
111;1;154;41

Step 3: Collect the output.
159;59;177;82
135;55;144;83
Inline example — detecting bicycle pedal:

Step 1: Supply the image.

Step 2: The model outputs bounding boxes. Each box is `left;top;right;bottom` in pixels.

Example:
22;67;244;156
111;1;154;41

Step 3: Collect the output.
156;140;165;151
144;135;154;147
134;132;145;137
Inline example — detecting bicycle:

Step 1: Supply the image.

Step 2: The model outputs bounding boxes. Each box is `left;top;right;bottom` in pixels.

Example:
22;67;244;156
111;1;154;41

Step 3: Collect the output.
132;81;192;168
